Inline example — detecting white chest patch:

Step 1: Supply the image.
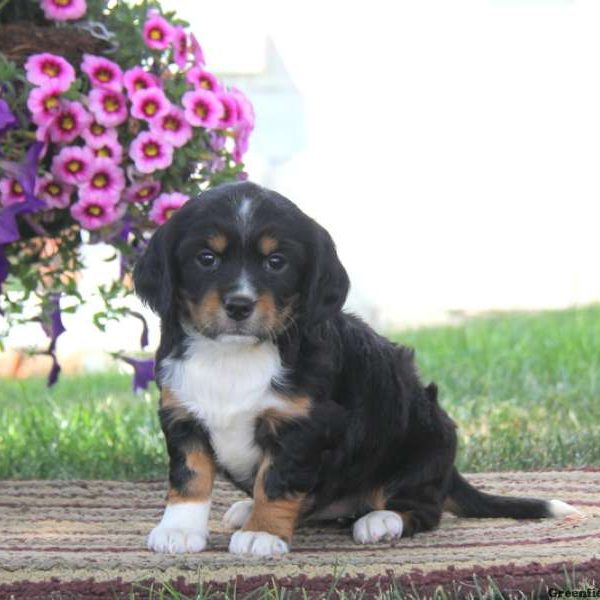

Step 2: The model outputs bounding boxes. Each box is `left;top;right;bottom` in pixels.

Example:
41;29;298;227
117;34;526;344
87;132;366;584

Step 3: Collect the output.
160;332;288;482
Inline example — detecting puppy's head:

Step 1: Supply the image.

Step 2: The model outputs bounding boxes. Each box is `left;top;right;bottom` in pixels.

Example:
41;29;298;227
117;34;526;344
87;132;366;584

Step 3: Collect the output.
133;182;349;341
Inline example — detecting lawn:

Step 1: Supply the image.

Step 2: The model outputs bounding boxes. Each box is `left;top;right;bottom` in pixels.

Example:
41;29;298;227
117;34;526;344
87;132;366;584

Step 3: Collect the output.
1;305;599;479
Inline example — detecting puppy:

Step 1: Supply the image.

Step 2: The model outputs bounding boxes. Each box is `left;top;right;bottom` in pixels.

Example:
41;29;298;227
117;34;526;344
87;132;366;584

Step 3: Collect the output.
134;181;578;557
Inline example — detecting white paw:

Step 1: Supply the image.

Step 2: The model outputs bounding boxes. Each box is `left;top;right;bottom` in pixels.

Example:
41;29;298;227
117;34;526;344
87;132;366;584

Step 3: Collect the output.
229;530;289;557
223;500;254;529
353;510;404;544
147;525;208;553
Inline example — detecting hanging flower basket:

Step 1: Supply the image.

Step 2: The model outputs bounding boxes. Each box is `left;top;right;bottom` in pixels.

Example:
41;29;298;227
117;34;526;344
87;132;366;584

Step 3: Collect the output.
0;23;108;66
0;0;256;388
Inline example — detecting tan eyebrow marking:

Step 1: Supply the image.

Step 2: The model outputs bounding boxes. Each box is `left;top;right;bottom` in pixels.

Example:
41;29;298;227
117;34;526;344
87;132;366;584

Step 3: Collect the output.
258;235;279;256
206;233;228;253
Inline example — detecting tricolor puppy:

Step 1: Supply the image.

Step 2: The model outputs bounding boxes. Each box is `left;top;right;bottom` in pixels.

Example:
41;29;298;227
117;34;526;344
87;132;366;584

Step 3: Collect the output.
134;181;578;557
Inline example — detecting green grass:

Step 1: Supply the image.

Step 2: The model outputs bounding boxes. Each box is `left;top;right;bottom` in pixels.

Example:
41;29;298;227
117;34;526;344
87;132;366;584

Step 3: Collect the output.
1;305;599;479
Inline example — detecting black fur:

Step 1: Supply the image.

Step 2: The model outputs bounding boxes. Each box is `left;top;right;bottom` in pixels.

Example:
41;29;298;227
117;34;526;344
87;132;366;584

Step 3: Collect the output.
135;181;557;541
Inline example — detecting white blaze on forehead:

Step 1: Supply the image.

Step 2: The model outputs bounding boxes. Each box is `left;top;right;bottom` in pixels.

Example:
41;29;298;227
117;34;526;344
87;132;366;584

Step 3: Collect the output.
237;197;254;232
235;271;257;300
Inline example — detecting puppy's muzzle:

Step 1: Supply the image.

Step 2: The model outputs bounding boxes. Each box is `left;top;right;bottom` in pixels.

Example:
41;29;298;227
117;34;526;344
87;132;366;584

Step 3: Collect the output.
223;294;256;321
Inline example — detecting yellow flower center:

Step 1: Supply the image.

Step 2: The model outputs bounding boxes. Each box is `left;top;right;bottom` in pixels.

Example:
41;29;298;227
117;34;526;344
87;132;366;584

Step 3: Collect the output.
91;123;105;135
12;181;23;195
200;78;211;89
87;205;103;216
96;147;111;158
195;103;208;118
54;0;71;6
149;28;163;41
138;186;151;198
42;62;60;77
144;101;158;116
44;96;59;110
103;97;119;113
67;160;82;173
134;80;147;91
164;116;178;130
92;174;108;189
144;143;159;157
47;183;61;196
164;208;174;220
96;68;112;82
60;116;75;131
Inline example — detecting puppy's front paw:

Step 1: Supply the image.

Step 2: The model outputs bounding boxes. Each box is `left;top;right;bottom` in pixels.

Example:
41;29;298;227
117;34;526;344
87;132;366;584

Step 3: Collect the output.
229;530;289;557
223;499;254;529
353;510;404;544
147;525;208;553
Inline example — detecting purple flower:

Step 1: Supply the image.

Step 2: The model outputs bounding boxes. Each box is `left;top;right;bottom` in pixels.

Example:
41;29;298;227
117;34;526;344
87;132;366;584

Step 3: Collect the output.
0;142;44;202
118;356;155;392
47;352;61;386
40;294;66;353
0;99;17;137
0;246;9;296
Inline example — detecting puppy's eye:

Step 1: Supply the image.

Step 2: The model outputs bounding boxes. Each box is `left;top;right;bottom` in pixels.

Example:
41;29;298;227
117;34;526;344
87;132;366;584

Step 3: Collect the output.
264;253;287;273
196;249;220;269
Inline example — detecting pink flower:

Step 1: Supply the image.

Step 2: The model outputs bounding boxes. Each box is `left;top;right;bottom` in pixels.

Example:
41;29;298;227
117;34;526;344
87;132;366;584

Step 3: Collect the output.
35;174;73;209
129;131;174;174
48;101;91;143
189;34;206;66
172;27;188;69
231;87;255;130
88;88;128;127
41;0;86;21
24;53;75;91
81;54;123;92
151;107;192;148
71;192;119;230
185;67;220;92
125;180;161;203
149;192;189;225
182;90;222;129
27;83;63;125
80;158;125;201
123;67;160;97
230;88;255;161
81;121;118;148
51;146;94;184
92;138;123;163
215;93;239;129
143;11;174;50
130;88;171;122
0;178;26;206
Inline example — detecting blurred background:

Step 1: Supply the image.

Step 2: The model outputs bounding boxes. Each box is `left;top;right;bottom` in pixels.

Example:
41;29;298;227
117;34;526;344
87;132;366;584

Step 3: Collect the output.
3;0;600;370
2;0;599;480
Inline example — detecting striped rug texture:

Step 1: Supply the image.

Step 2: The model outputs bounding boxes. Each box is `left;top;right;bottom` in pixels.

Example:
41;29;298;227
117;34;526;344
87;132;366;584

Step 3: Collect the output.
0;470;598;598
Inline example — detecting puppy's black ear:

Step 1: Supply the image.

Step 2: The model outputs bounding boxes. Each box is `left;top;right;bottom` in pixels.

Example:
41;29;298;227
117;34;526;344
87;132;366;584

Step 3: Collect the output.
133;225;173;318
304;223;350;326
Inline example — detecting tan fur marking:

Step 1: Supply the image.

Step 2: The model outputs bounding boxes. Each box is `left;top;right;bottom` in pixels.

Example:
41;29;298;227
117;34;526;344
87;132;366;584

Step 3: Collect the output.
366;487;387;511
255;292;297;335
167;450;216;504
443;497;461;515
159;388;192;425
243;458;303;543
260;396;311;434
207;233;228;253
258;235;279;256
255;292;278;327
186;289;221;332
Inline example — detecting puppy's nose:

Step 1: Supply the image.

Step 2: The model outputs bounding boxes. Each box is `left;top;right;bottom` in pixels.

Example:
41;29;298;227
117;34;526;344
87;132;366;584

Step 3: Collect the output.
224;294;256;321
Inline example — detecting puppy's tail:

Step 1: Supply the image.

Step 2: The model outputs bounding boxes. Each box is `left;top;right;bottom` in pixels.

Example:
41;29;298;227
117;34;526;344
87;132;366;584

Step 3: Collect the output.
444;468;580;520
